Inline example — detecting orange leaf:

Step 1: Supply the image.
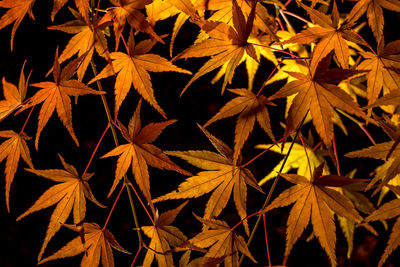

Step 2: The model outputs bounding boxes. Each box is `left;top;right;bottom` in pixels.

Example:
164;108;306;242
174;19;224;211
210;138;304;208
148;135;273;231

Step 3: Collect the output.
17;155;105;261
101;100;191;209
0;61;30;121
282;1;365;73
90;32;191;118
173;0;259;95
0;0;35;50
262;165;364;266
48;8;111;81
106;0;164;50
39;222;130;267
346;141;400;193
204;88;275;164
153;125;263;235
357;40;400;105
347;0;400;42
141;202;188;267
188;215;257;266
24;49;104;149
0;130;32;212
365;185;400;266
270;53;368;151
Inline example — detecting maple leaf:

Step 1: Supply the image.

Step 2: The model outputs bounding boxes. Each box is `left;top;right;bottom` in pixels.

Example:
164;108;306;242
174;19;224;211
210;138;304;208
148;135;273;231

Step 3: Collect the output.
356;40;400;105
270;53;369;151
0;61;30;122
256;137;329;185
262;164;364;266
17;155;105;261
24;49;104;149
338;169;377;258
141;202;188;267
154;125;263;234
210;34;278;90
204;88;275;164
194;0;278;42
39;222;130;266
188;214;257;266
89;31;191;118
347;0;400;42
101;100;191;209
146;0;200;56
0;130;33;212
48;8;111;81
346;140;400;193
179;250;226;267
104;0;164;50
51;0;90;22
281;1;365;73
364;185;400;267
0;0;35;50
173;0;259;95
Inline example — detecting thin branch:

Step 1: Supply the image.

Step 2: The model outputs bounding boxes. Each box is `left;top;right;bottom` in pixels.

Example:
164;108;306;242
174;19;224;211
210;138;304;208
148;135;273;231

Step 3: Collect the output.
239;114;307;266
82;124;110;177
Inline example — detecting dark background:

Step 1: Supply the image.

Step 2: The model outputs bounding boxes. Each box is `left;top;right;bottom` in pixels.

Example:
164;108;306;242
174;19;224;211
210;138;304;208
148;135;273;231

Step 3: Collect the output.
1;1;400;266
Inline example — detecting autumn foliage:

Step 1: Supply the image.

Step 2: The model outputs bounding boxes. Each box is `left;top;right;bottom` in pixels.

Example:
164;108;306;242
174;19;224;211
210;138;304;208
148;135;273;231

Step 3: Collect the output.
1;0;400;266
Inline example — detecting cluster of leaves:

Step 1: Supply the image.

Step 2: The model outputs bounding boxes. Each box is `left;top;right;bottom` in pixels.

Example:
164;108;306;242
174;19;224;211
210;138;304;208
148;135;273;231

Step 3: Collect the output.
1;0;400;266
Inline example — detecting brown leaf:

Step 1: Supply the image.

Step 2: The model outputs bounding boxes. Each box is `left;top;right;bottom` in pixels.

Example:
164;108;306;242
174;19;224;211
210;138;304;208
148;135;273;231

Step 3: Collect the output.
346;141;400;193
282;2;365;73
